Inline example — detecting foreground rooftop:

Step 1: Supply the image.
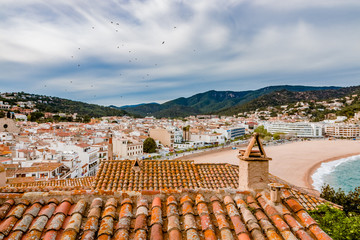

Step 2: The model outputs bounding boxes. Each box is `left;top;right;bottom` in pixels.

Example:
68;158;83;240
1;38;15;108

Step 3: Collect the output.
0;188;331;240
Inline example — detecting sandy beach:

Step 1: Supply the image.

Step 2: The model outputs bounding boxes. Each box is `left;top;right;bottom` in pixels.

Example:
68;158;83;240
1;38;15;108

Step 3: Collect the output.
187;140;360;192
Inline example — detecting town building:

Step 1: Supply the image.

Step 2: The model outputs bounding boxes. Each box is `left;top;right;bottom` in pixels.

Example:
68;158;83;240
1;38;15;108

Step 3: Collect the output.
0;133;336;240
149;128;174;148
218;126;246;140
265;122;323;137
112;137;143;159
324;124;360;138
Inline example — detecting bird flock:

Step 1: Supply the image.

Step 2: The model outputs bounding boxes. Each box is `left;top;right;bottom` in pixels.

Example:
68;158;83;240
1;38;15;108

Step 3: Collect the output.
43;19;198;105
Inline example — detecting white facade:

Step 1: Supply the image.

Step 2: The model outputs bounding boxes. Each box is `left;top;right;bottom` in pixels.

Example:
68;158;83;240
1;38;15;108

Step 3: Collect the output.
324;125;360;138
113;138;143;159
218;127;246;140
174;141;205;149
50;142;99;177
265;122;323;137
190;133;225;144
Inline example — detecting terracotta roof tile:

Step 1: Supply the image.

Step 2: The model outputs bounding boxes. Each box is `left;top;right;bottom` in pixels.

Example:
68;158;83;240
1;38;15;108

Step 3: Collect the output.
24;229;42;239
13;214;33;232
102;205;116;219
0;191;334;240
43;229;57;240
38;203;56;219
60;229;77;240
29;215;48;232
0;153;336;240
64;213;82;233
24;203;42;217
68;199;86;216
54;201;71;216
6;204;27;219
0;201;13;220
0;216;17;235
98;216;114;236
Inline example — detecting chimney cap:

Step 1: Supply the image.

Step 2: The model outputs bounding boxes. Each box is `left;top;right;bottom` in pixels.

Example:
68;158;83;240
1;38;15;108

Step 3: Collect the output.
239;133;272;161
268;183;284;189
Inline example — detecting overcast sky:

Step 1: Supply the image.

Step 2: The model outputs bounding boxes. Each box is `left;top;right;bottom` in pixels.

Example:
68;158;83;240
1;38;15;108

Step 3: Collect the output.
1;0;360;106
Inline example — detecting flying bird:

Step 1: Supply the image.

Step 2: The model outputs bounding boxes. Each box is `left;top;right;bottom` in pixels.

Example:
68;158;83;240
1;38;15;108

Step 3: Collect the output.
162;41;165;44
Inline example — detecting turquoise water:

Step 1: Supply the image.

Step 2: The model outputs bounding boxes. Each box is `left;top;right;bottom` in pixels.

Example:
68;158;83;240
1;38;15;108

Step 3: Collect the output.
312;155;360;193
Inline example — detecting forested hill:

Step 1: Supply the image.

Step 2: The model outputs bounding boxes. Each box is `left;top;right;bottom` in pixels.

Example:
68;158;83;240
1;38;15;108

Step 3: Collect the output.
1;92;128;118
114;85;341;117
217;85;360;115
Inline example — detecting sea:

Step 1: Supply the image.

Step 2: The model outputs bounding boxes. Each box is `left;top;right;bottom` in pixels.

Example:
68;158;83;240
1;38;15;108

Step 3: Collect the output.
312;154;360;193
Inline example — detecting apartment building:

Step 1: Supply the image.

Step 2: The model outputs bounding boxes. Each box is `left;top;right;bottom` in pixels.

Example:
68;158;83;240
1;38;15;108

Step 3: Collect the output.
190;133;225;145
113;138;143;159
218;127;245;140
324;124;360;138
149;128;174;148
265;122;323;137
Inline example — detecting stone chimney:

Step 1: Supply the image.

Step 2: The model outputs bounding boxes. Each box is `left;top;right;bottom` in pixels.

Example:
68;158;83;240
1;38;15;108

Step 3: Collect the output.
238;133;272;191
268;183;284;204
0;164;6;187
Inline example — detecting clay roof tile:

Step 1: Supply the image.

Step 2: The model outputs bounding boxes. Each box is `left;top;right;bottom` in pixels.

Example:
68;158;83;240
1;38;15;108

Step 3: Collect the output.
13;214;33;232
54;201;71;217
68;199;86;216
46;214;65;231
98;216;114;237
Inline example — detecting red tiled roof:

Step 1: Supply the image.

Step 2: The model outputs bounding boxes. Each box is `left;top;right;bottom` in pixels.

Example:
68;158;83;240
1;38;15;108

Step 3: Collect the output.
0;189;332;240
2;177;94;192
91;160;340;212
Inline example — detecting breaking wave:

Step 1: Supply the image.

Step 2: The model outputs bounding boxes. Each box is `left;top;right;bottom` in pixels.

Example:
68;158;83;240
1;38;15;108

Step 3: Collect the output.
312;154;360;192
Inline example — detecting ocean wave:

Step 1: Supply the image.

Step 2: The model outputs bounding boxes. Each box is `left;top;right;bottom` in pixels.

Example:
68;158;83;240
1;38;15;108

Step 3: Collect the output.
311;154;360;191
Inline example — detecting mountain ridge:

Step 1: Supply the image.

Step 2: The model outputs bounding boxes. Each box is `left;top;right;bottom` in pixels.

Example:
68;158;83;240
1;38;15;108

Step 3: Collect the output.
112;85;342;117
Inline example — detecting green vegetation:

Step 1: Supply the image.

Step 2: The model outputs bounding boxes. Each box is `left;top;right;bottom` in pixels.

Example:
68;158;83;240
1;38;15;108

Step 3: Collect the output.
143;137;157;153
119;85;341;118
309;204;360;240
273;132;285;140
0;92;129;122
320;184;360;214
254;125;272;140
307;185;360;239
218;86;360;116
35;97;128;118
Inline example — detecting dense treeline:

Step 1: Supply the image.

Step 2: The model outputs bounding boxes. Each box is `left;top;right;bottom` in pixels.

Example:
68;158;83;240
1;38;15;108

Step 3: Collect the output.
217;86;360;116
308;185;360;239
1;92;129;120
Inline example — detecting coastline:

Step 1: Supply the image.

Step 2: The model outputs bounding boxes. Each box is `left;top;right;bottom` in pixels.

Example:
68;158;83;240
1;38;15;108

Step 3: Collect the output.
304;152;360;192
183;139;360;193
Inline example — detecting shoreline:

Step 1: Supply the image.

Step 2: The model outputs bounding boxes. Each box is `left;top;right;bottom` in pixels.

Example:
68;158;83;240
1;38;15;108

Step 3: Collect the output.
182;140;360;193
174;144;246;160
304;152;360;192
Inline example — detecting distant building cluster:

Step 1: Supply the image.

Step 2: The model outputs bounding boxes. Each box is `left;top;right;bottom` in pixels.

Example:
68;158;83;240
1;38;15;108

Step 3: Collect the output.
0;91;359;185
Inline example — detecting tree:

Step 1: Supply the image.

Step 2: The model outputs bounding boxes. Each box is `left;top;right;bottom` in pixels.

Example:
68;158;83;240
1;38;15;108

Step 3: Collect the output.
254;125;272;139
28;112;44;122
320;184;360;214
143;137;157;153
309;204;360;240
273;132;285;140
